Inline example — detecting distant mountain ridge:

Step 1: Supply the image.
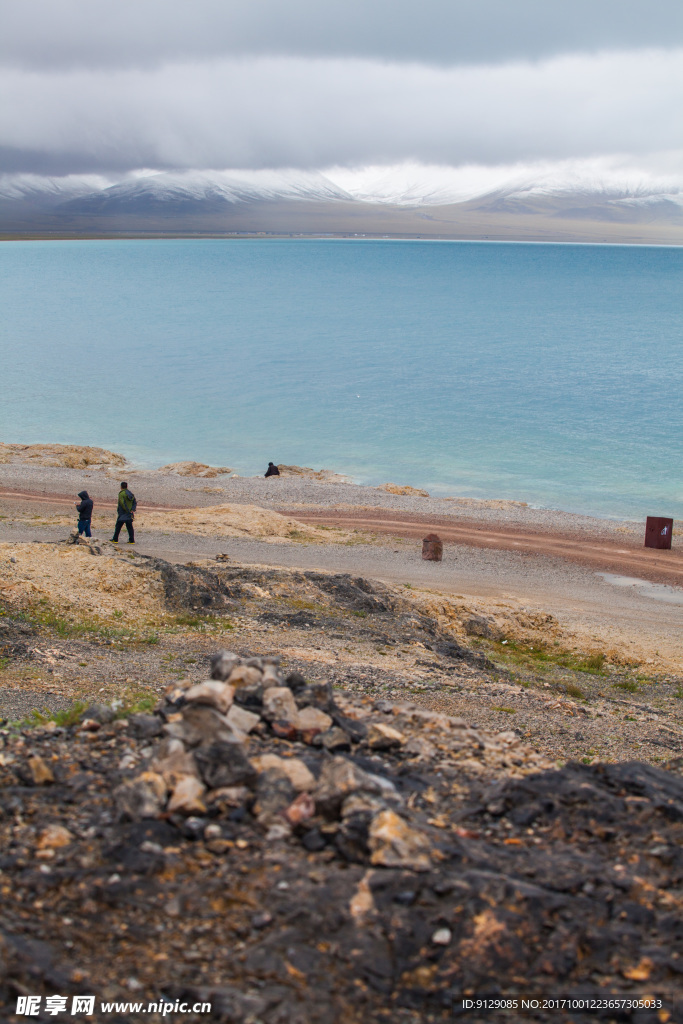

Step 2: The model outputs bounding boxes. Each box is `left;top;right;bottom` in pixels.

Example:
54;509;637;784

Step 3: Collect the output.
2;168;682;243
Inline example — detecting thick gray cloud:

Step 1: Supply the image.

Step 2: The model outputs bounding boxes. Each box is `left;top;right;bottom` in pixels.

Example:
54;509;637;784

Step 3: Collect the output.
1;51;682;175
2;0;683;70
1;1;682;183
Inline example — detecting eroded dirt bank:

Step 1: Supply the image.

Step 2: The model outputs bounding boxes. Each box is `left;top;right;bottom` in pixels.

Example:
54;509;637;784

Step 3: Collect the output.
1;540;682;772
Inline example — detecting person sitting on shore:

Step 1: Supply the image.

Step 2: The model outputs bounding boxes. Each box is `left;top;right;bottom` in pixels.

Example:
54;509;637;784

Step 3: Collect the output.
112;482;137;543
75;490;93;538
264;462;280;478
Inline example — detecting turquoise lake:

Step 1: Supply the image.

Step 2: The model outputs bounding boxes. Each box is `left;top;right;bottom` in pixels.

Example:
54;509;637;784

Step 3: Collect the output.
1;238;681;520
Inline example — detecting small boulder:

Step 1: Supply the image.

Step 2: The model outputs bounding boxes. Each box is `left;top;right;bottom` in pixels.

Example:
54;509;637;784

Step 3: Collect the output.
81;702;116;725
37;824;73;849
285;792;316;826
271;721;299;740
183;680;234;715
210;651;239;681
314;757;385;817
292;681;334;712
28;756;54;785
296;706;333;735
233;682;264;709
332;713;367;743
228;665;263;688
128;713;163;740
367;722;405;751
116;772;167;820
195;741;257;790
226;704;261;735
172;705;240;748
253;769;295;825
151;744;201;788
252;754;315;792
321;727;352;752
368;810;432;872
168;775;206;815
262;687;299;724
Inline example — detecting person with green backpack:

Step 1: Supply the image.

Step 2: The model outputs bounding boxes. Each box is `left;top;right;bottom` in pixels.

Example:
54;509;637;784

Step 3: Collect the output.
112;481;137;543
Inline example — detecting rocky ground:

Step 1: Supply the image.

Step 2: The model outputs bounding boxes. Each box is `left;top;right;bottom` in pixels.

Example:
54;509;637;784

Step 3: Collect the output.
2;649;683;1023
1;522;682;1020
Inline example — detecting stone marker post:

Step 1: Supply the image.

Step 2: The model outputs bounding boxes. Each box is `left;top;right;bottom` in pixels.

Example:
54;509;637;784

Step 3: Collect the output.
422;533;443;561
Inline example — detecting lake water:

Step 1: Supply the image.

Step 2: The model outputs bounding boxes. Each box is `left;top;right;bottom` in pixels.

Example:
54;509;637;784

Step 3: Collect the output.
1;238;681;520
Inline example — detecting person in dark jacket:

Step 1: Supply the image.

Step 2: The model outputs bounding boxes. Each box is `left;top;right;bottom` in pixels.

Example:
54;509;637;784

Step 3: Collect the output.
111;482;137;543
75;490;93;537
264;462;280;477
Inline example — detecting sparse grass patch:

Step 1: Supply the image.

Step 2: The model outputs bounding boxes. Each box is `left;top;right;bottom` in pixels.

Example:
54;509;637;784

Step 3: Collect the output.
492;705;517;714
165;612;233;633
12;603;164;646
575;653;606;674
674;689;683;700
561;683;586;699
487;638;608;677
120;695;156;716
613;679;640;693
17;700;90;730
0;657;10;671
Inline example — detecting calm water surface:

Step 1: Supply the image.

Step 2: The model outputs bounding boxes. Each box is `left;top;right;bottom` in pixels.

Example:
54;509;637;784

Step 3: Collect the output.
1;239;681;519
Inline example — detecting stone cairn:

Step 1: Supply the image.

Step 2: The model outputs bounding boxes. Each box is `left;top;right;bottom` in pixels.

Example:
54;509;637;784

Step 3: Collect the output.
421;533;443;561
115;652;436;870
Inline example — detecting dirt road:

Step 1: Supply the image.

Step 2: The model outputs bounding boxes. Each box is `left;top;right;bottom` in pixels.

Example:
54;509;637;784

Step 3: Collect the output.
282;506;683;587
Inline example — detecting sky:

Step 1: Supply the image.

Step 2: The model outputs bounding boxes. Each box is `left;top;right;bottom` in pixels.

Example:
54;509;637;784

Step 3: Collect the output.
2;0;683;196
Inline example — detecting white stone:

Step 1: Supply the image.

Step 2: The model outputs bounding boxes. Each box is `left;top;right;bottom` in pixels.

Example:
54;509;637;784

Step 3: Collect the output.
295;706;333;732
262;686;298;722
167;775;206;815
253;754;316;791
183;680;234;715
227;704;261;734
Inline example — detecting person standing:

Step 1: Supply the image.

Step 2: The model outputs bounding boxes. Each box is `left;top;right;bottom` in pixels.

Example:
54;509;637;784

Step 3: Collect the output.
112;481;137;543
75;490;93;537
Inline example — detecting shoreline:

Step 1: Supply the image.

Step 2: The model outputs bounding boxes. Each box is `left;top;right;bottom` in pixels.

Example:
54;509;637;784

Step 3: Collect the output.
0;447;665;526
3;232;683;247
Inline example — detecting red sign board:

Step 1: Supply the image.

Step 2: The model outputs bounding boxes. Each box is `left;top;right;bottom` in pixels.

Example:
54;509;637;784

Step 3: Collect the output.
644;516;673;550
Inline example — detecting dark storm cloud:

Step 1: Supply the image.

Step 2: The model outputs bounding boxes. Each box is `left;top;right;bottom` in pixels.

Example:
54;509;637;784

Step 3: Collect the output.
2;0;683;70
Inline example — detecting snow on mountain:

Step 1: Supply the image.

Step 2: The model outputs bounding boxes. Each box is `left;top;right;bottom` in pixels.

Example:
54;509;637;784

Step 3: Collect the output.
0;164;681;233
0;173;112;205
66;169;355;207
325;161;683;209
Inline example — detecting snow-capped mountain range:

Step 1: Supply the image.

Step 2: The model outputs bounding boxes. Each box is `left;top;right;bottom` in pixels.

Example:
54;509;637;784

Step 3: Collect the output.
2;164;682;239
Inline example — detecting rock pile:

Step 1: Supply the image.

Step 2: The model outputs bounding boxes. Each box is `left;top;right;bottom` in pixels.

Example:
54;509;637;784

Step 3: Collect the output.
116;651;545;869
